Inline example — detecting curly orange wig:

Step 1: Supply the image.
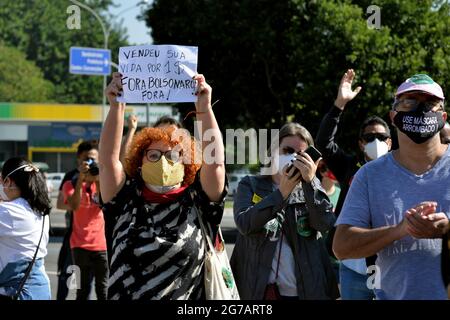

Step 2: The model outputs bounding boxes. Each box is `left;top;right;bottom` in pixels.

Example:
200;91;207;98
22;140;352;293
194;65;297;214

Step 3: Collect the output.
125;126;202;186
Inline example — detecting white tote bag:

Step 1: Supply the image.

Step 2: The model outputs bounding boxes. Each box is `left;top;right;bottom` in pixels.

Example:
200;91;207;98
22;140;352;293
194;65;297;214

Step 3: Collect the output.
197;209;240;300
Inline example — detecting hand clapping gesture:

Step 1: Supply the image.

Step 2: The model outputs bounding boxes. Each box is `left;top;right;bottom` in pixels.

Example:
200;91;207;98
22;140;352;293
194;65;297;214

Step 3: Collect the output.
398;201;450;239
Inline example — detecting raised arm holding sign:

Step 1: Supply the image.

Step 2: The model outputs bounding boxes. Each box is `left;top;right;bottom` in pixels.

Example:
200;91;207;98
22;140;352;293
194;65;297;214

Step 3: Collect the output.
117;44;198;104
97;62;229;300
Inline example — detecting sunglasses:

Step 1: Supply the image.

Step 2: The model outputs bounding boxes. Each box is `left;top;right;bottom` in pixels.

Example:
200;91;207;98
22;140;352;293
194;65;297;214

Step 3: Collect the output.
393;98;443;112
145;149;183;163
361;132;390;143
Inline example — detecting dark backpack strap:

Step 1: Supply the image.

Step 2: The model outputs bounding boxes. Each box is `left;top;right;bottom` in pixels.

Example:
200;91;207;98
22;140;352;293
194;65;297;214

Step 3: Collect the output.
275;232;283;280
12;215;46;300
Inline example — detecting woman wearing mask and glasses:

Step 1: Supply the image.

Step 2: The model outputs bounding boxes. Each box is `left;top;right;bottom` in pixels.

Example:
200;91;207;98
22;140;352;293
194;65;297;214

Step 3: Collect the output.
230;123;339;300
99;72;227;300
0;158;51;300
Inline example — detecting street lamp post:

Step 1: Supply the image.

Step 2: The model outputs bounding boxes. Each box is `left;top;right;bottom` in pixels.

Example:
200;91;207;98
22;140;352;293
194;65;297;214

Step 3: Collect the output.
70;0;109;123
69;0;150;123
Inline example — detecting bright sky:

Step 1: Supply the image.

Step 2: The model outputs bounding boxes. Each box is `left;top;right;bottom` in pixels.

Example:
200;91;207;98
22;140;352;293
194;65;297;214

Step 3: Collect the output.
109;0;153;45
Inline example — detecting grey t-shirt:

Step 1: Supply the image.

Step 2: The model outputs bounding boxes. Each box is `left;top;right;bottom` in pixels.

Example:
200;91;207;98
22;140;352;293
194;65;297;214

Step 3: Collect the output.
337;147;450;300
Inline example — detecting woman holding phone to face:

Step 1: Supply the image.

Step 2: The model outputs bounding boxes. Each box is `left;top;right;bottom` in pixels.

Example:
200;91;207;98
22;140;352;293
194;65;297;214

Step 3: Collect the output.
230;122;339;300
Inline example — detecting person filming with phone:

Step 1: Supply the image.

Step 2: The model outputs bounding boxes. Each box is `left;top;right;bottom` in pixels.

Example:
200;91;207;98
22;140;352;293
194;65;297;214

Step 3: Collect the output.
62;140;108;300
230;122;339;300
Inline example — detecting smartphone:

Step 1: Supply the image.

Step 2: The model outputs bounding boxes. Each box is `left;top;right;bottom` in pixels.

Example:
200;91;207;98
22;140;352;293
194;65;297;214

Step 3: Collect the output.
304;145;322;162
287;146;322;176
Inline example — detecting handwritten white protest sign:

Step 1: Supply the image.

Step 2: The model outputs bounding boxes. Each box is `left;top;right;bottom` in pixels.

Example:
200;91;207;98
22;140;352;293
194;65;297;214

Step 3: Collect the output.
117;44;198;103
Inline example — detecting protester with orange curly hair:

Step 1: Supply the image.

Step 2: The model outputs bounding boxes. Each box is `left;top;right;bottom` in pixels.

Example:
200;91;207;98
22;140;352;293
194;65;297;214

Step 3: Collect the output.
99;72;227;300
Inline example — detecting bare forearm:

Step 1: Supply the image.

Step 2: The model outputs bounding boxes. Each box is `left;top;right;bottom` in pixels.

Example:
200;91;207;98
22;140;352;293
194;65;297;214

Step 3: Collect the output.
333;224;405;259
197;109;226;201
67;180;84;211
119;128;136;164
334;98;347;110
197;109;224;159
56;192;71;211
99;103;125;166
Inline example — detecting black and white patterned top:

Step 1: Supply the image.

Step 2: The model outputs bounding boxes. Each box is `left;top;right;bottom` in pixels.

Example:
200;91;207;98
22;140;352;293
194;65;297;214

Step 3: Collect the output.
102;171;226;300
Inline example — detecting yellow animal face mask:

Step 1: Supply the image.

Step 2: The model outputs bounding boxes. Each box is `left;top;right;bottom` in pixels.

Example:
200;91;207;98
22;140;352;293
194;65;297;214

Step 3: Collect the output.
141;156;185;186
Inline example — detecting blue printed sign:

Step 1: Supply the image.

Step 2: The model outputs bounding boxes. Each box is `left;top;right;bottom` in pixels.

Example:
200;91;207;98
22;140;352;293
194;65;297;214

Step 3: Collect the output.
29;123;102;147
69;47;111;76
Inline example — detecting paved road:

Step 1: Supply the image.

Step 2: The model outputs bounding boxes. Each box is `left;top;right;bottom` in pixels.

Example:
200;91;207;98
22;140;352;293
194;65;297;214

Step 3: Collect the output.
46;198;237;300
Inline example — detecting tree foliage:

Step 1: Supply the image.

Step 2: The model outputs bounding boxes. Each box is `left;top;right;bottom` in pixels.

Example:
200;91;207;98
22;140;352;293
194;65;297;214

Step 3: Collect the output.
144;0;450;151
0;45;54;102
0;0;128;104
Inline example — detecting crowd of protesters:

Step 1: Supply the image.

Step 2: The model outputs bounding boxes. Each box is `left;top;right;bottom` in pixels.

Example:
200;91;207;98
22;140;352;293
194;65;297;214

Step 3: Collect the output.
0;69;449;300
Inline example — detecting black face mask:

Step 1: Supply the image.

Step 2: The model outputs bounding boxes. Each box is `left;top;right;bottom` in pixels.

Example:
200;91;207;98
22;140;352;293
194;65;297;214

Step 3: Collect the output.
393;102;445;144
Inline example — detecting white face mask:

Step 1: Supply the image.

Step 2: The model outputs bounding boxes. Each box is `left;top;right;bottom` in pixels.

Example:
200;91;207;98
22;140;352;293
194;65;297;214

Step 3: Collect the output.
277;153;297;176
0;184;9;201
364;139;389;160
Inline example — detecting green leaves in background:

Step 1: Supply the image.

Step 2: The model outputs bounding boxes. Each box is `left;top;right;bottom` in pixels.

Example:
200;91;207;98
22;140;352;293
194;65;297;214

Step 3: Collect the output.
144;0;450;154
0;0;129;104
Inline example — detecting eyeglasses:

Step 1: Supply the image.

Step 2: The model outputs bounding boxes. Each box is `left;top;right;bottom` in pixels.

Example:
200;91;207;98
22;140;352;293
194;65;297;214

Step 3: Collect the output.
361;132;390;143
393;98;443;112
145;149;183;163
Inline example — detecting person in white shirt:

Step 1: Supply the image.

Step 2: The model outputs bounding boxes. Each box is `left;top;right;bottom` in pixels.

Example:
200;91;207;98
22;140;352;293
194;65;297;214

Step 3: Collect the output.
0;157;51;300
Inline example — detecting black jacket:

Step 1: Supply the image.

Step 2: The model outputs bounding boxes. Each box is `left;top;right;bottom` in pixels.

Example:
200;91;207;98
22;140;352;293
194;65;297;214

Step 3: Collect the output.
230;175;339;300
315;106;370;261
315;106;363;217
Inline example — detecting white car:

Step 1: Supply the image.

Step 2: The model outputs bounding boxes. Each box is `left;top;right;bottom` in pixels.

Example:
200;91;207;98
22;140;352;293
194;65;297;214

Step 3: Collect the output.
46;173;65;195
227;171;250;196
